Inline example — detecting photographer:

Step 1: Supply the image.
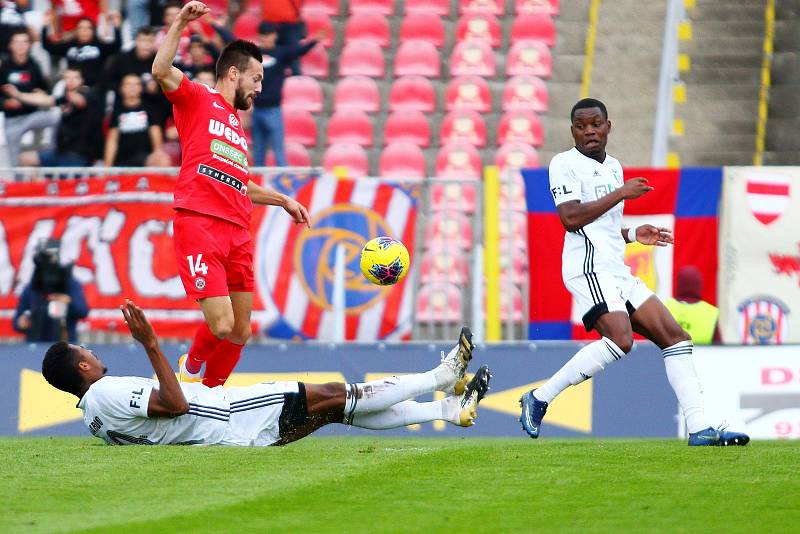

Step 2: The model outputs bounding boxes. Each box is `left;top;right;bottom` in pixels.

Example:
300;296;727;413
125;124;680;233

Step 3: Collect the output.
13;240;89;343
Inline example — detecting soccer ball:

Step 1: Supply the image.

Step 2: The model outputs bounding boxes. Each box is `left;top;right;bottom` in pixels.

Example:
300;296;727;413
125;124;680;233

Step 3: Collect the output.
360;237;410;286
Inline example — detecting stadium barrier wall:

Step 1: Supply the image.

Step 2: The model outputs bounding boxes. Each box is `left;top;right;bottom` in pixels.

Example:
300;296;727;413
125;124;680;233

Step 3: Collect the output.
5;342;680;439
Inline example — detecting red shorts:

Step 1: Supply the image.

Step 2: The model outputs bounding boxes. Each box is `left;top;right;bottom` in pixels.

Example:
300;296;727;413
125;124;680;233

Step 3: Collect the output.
173;210;254;300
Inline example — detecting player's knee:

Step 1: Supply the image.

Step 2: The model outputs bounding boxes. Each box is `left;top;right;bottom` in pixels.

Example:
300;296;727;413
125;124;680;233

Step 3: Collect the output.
207;316;234;339
609;334;634;354
228;324;251;345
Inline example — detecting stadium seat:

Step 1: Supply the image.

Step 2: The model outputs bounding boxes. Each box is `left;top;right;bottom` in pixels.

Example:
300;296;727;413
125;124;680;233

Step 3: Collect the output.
515;0;560;15
388;76;436;112
510;12;556;47
498;284;525;322
399;13;446;48
303;0;339;16
430;181;478;213
344;12;390;48
419;250;469;284
435;143;483;179
282;76;323;113
303;10;335;47
440;110;487;147
502;75;548;112
405;0;449;15
283;109;317;146
394;40;440;78
300;45;329;78
455;13;502;48
425;211;473;249
339;41;385;77
498;211;528;250
460;0;504;15
326;110;373;146
506;41;552;78
496;170;528;212
323;143;369;177
417;283;462;323
384;110;430;146
379;142;427;178
499;252;528;285
450;41;496;77
497;111;544;146
445;76;492;112
334;76;381;113
349;0;394;15
232;7;260;41
495;142;540;171
266;142;312;167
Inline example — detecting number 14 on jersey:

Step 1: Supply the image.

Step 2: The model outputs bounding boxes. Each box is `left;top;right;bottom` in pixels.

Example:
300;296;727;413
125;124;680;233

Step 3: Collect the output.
187;254;209;276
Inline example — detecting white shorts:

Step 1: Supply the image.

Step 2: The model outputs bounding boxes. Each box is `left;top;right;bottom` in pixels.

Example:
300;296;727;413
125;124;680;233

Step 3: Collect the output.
219;381;301;447
565;271;654;331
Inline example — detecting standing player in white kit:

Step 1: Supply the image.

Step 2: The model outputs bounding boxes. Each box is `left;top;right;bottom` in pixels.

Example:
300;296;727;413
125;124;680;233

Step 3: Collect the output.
518;98;748;446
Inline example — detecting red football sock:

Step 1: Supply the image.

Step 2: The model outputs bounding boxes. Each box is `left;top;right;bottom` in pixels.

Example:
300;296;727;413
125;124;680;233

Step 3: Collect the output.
202;339;244;388
186;323;223;374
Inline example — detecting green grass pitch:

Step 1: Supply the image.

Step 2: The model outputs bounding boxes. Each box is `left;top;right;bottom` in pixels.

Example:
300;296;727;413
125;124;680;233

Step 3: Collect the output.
2;437;798;533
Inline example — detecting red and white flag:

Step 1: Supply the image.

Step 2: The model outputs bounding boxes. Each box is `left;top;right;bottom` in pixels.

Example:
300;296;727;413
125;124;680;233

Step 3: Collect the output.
746;172;790;225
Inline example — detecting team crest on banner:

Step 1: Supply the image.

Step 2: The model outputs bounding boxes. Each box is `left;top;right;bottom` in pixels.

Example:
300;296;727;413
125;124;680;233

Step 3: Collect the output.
745;172;790;225
256;177;418;341
737;296;790;345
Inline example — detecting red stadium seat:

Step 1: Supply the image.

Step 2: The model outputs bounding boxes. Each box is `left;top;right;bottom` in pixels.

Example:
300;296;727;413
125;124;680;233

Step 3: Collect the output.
460;0;504;15
502;75;548;112
440;110;487;147
498;111;544;146
349;0;394;15
405;0;449;15
333;76;381;113
445;76;492;112
344;12;390;47
339;41;385;77
510;12;556;47
388;76;436;112
283;109;317;146
303;0;339;16
379;142;427;178
450;41;496;77
394;40;440;77
498;211;528;250
326;110;373;146
323;143;369;177
498;283;525;322
499;252;528;285
417;283;462;323
455;13;502;48
435;143;483;178
399;13;446;48
495;142;540;171
282;76;323;113
419;250;469;284
232;7;260;41
430;181;478;213
384;110;430;146
266;142;312;167
506;41;552;78
515;0;559;15
300;45;330;78
425;211;473;249
303;10;334;47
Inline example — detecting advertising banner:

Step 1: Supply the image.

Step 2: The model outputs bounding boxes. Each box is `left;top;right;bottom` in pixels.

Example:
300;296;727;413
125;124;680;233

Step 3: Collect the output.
694;346;800;439
718;167;800;344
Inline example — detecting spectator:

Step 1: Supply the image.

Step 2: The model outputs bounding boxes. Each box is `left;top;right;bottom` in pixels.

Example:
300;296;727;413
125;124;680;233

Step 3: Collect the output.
126;0;151;40
240;0;305;75
42;11;122;87
193;66;216;88
13;239;89;343
0;30;59;166
177;33;220;79
51;0;105;33
664;265;721;345
251;21;321;166
104;73;164;166
16;68;95;167
0;0;31;53
104;25;157;93
154;0;215;66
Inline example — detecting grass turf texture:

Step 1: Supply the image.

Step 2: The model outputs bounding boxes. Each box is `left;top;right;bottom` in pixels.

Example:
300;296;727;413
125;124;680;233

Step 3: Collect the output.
1;437;798;533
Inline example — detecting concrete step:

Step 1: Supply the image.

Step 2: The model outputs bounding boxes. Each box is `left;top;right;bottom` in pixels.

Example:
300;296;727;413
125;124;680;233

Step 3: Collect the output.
775;0;800;20
554;24;588;56
682;36;763;55
689;20;764;36
688;4;764;21
767;86;800;118
774;20;800;51
771;52;800;84
556;0;592;22
552;55;585;83
684;84;760;100
671;134;756;152
762;151;800;165
676;151;755;166
682;66;762;84
689;54;762;69
676;99;759;117
677;118;757;135
765;125;800;149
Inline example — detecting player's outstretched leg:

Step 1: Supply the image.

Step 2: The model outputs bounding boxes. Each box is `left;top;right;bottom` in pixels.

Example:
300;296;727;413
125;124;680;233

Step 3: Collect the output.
438;326;474;395
519;389;548;438
687;425;750;446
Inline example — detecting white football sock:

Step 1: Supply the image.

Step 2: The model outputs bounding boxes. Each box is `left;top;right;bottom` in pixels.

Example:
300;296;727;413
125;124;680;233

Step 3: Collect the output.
342;371;439;423
351;399;453;429
534;337;625;404
662;340;710;433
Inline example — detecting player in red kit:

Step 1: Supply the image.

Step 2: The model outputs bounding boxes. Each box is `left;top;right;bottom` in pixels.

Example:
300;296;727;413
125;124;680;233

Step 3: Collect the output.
152;1;310;387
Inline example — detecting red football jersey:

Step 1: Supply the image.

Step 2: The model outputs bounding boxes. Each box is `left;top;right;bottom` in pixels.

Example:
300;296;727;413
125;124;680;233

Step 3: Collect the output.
165;75;253;229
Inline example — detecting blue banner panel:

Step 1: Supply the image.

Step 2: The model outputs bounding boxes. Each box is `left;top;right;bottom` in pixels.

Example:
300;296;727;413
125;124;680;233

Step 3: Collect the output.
1;342;677;439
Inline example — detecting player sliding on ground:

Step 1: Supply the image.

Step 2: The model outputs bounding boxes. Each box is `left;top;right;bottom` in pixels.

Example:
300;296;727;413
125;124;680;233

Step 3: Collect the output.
41;301;490;446
519;98;749;447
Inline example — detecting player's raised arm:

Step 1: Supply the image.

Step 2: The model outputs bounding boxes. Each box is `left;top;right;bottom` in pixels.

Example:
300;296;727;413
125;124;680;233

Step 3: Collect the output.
556;178;653;232
152;1;210;92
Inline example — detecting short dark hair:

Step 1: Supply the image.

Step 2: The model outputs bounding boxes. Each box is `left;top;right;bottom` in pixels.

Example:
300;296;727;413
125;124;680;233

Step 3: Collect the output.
570;98;608;122
136;26;155;37
215;39;262;80
164;0;183;9
42;342;83;396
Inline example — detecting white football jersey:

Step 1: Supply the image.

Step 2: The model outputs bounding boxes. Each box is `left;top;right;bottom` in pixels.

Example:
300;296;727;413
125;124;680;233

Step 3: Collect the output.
549;147;630;282
78;376;229;445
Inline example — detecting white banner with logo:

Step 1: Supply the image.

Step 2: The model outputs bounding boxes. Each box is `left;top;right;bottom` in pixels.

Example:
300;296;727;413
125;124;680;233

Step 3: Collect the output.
694;346;800;439
718;167;800;344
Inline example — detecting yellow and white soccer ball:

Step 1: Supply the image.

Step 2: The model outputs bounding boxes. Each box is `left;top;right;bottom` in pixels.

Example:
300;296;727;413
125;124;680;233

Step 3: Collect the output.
360;236;410;286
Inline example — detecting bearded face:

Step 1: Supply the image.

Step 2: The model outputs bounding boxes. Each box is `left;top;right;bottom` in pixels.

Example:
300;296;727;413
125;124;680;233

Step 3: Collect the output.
234;85;251;110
